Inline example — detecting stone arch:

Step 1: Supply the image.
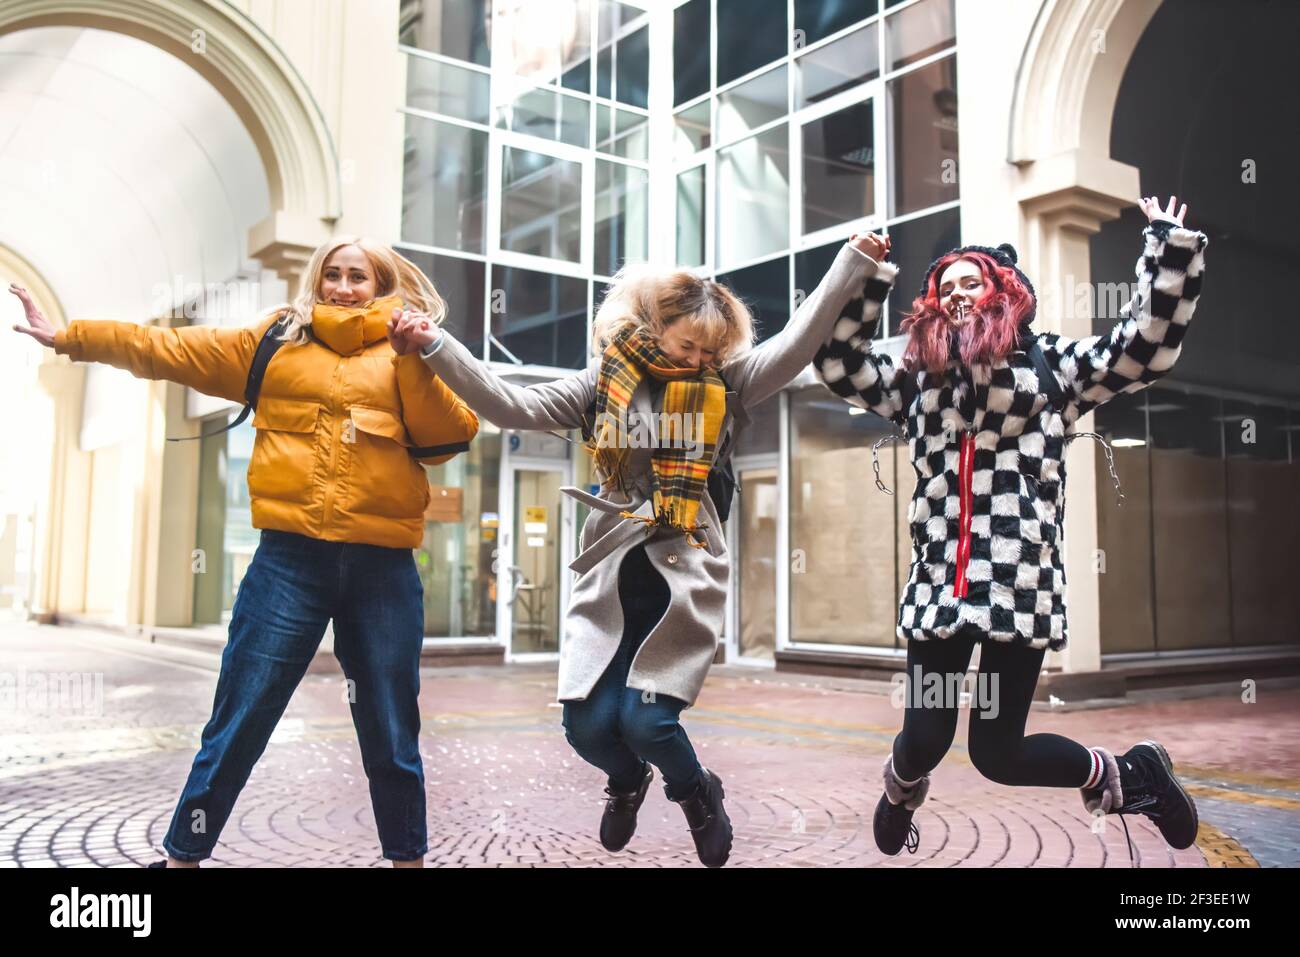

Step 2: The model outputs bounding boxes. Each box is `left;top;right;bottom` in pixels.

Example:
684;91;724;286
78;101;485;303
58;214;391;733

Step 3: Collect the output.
0;0;341;277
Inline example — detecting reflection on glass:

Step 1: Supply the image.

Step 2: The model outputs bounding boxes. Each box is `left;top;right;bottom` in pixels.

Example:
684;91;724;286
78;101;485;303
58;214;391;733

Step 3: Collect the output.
613;108;649;160
510;467;563;654
717;255;789;343
1148;391;1230;650
398;246;487;357
673;0;711;107
615;26;649;109
717;0;788;87
882;206;959;333
885;0;955;71
676;165;706;268
802;99;874;234
419;434;502;637
490;0;593;87
193;414;256;624
594;159;649;277
716;126;789;268
794;0;877;48
494;86;590;147
887;54;958;217
399;0;492;67
402;113;487;254
500;145;583;263
790;389;901;647
674;100;711;159
406;53;490;124
795;22;879;108
718;65;788;144
737;466;778;660
489;264;588;368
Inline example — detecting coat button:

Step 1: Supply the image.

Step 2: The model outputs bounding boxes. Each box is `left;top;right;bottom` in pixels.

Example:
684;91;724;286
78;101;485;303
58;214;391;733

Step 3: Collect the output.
666;553;679;565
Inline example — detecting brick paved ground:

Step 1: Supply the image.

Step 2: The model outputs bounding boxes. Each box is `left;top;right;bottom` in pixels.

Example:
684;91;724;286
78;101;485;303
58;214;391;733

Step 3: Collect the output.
2;620;1297;868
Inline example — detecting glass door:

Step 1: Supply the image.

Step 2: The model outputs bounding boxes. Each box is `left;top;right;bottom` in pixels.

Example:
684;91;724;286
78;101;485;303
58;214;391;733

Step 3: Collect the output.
728;456;780;662
501;458;569;658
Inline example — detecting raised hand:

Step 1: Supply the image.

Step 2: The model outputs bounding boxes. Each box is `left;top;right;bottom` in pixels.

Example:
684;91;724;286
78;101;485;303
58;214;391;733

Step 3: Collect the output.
1139;194;1188;227
386;307;440;355
9;283;57;348
849;231;890;262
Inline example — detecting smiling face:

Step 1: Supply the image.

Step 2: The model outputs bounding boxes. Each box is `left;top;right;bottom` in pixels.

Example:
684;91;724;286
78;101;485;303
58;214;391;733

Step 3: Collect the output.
319;245;377;307
937;258;987;327
657;318;719;369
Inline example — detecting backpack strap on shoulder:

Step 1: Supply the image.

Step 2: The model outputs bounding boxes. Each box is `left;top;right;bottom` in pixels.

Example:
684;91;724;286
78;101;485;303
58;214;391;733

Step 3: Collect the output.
1027;335;1067;413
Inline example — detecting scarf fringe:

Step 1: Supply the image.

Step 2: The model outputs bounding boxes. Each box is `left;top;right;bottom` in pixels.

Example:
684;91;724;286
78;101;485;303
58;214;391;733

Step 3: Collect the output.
617;509;711;549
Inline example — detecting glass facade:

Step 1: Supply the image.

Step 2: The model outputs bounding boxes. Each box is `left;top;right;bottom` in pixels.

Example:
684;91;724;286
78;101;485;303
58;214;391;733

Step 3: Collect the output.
391;0;960;655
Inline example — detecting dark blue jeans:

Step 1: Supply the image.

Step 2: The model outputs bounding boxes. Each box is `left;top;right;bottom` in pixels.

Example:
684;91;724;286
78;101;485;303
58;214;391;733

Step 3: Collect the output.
562;544;704;801
162;529;427;862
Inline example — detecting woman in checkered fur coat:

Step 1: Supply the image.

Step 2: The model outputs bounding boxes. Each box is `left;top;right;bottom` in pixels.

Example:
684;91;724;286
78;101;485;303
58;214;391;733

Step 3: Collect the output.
812;196;1209;859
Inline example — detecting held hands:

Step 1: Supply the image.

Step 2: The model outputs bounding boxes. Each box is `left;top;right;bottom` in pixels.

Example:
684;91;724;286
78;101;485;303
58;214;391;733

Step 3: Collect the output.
387;307;441;356
849;231;890;262
9;284;56;348
1139;194;1189;228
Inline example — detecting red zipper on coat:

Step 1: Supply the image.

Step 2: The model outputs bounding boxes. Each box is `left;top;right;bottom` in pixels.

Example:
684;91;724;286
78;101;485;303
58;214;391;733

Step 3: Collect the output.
953;430;975;598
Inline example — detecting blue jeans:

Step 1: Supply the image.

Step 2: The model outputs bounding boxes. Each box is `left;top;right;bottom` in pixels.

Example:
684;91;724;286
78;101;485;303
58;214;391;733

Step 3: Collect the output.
162;529;427;862
562;544;704;801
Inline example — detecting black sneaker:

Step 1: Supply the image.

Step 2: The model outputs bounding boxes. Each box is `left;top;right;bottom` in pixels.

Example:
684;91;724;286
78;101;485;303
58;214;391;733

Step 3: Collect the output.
1118;741;1199;850
873;791;921;856
669;768;733;868
600;761;653;852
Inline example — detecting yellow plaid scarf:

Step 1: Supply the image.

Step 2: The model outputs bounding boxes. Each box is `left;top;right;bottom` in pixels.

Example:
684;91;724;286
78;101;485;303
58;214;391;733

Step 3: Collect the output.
587;329;726;547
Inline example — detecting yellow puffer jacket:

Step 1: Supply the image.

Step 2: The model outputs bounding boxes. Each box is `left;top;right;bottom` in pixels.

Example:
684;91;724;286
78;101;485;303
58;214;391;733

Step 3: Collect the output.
53;295;479;549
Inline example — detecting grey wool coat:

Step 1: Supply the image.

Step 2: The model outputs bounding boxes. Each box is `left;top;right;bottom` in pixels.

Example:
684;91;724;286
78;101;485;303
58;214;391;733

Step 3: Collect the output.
418;242;882;706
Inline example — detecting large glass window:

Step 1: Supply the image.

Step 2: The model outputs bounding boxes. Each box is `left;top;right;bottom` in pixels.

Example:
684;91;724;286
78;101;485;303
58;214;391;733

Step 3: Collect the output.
193;414;256;625
399;0;492;67
716;126;789;268
794;0;878;48
594;159;649;277
789;388;902;648
887;54;958;217
884;206;960;331
495;86;590;147
885;0;955;71
490;0;593;87
717;65;787;145
673;0;711;106
795;22;880;108
676;165;706;267
418;434;502;638
717;255;790;344
401;113;488;254
802;98;874;235
406;52;490;124
717;0;787;86
400;247;487;358
489;263;588;368
500;145;583;263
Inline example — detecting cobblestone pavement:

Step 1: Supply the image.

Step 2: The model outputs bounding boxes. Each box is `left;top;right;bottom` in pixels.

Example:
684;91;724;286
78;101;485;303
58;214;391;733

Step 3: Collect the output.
2;620;1297;868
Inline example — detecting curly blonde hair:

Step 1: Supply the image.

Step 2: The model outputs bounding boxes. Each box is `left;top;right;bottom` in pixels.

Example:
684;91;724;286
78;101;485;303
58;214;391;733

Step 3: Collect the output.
266;236;447;347
591;264;756;365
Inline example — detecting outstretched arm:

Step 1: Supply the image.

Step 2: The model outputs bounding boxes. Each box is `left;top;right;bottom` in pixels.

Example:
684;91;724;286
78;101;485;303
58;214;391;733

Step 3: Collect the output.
811;255;906;426
1047;195;1208;418
394;308;597;433
720;234;890;409
11;284;278;405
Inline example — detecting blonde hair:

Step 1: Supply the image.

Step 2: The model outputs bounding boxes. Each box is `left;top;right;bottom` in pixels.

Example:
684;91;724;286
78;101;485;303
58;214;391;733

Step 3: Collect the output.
267;236;447;347
591;264;756;366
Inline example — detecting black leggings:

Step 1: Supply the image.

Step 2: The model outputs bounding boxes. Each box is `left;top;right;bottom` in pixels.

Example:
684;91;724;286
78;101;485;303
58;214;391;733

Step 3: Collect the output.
891;626;1093;788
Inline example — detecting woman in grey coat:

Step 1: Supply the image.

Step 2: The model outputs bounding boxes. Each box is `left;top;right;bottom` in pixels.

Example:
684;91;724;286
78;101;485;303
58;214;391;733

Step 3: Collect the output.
387;232;890;866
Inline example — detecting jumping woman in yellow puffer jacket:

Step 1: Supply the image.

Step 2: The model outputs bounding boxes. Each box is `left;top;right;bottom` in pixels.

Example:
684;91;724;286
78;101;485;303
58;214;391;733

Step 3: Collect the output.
10;238;478;867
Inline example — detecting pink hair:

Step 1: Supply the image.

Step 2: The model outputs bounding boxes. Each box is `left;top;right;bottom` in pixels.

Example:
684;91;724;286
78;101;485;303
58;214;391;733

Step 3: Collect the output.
899;251;1035;376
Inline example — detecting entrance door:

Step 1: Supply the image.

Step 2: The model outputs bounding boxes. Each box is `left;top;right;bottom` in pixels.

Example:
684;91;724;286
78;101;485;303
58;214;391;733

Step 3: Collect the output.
728;457;779;661
501;459;569;658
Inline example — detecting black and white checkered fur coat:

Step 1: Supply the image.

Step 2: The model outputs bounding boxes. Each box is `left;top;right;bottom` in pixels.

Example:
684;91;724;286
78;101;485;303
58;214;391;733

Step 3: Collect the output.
812;221;1209;649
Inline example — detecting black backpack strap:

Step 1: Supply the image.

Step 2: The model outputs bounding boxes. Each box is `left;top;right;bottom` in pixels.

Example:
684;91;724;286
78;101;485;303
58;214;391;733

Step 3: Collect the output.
166;313;289;443
1027;336;1067;413
409;439;472;458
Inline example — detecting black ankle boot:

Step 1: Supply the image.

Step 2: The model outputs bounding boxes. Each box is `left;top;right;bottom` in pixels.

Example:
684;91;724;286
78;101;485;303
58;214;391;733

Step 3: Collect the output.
600;761;653;852
874;754;928;856
1082;741;1199;852
669;768;732;868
